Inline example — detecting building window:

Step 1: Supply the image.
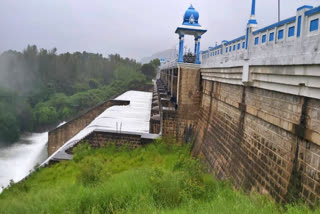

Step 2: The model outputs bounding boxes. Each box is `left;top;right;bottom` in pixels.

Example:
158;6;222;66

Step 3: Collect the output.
288;26;295;37
229;46;232;52
310;19;319;32
237;43;240;50
242;42;245;48
262;35;266;43
226;47;228;53
269;32;274;41
278;29;284;40
233;45;235;51
254;37;259;45
218;50;219;55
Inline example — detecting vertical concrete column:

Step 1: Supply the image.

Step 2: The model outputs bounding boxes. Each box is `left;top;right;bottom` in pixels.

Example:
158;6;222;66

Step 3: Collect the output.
161;70;164;82
194;37;198;56
242;63;250;83
168;70;170;91
175;64;201;140
178;35;184;63
171;69;174;96
164;70;167;89
296;6;313;40
166;70;169;90
196;36;201;64
297;15;302;38
176;67;181;105
245;27;250;50
246;0;258;56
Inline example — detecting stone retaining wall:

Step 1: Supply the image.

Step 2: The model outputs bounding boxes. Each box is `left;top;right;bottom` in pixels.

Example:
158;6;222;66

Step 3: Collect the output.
48;99;130;156
193;79;320;205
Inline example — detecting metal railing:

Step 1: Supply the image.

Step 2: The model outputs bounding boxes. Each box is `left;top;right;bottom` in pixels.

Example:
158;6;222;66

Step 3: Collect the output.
183;53;196;63
160;53;197;70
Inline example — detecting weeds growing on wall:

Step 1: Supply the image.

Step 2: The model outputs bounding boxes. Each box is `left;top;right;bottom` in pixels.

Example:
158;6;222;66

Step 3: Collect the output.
0;139;318;214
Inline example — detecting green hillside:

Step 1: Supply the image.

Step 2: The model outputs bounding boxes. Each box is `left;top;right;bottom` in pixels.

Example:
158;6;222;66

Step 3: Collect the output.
0;140;318;214
0;46;160;143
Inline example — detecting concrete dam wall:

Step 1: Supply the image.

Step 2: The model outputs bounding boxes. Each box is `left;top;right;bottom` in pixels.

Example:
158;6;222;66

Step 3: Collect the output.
157;4;320;205
158;63;320;205
193;78;320;204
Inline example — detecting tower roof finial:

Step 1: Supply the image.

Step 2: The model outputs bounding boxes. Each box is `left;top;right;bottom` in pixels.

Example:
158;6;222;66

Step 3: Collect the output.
248;0;258;26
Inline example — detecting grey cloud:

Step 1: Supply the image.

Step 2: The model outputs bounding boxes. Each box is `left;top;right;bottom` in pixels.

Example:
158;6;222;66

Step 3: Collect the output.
0;0;319;60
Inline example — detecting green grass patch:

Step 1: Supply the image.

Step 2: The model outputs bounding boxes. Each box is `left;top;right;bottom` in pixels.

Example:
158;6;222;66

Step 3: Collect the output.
0;140;318;214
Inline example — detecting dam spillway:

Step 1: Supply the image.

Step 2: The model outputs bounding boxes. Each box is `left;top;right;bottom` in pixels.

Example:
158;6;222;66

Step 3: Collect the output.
44;90;158;164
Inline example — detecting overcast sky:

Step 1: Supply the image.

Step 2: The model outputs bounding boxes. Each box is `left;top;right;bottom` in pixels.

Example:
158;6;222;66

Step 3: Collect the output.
0;0;319;61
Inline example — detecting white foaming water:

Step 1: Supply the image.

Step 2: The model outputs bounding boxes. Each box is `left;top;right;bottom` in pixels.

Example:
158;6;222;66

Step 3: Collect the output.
0;132;48;193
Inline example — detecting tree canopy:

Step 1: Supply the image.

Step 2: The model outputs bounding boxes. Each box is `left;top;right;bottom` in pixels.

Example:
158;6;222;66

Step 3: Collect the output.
0;45;148;143
141;58;160;81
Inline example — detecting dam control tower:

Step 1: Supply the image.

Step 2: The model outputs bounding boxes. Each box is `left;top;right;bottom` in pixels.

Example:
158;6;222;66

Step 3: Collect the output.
175;5;207;64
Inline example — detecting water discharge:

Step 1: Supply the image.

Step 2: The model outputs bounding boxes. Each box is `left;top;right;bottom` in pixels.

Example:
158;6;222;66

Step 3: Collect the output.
0;132;48;193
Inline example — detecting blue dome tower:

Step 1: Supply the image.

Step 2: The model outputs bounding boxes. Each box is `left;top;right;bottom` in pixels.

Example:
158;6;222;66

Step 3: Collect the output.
175;5;207;64
183;5;200;26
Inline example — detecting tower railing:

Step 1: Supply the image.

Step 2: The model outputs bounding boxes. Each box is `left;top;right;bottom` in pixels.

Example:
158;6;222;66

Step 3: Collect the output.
183;53;196;63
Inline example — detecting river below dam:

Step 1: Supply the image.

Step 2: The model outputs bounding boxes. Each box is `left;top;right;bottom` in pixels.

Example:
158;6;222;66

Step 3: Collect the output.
0;132;48;193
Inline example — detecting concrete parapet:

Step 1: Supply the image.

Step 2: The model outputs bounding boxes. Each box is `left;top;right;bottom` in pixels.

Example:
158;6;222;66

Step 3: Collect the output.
151;106;160;116
150;114;161;134
48;99;130;156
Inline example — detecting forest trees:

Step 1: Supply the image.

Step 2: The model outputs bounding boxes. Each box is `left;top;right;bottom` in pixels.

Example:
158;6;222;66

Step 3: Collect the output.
141;59;160;81
0;45;150;143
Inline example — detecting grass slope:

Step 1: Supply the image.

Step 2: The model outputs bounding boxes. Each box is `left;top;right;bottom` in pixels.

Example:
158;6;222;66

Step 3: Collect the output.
0;140;318;214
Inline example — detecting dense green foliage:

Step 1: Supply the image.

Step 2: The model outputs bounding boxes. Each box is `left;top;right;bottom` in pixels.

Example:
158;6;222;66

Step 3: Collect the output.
0;45;157;143
141;58;160;81
0;140;318;213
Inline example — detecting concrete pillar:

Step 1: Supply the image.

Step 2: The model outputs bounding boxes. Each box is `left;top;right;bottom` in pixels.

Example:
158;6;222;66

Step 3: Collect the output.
296;6;313;40
166;69;170;89
178;35;184;63
196;36;201;64
246;0;258;53
168;69;172;93
175;64;201;140
171;69;174;96
194;37;198;55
